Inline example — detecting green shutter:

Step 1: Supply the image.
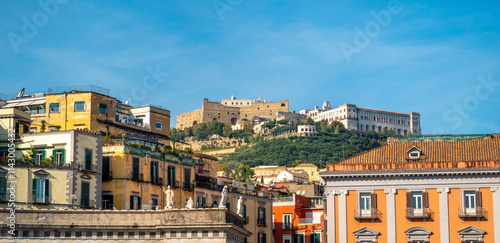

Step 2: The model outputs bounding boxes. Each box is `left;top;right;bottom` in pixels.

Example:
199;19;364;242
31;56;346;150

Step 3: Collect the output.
150;161;154;182
243;204;247;218
263;207;266;221
0;177;6;195
44;179;49;203
52;150;56;165
138;196;141;209
41;150;46;160
61;149;65;164
293;234;297;243
202;197;206;208
130;196;134;209
32;179;37;201
226;202;230;210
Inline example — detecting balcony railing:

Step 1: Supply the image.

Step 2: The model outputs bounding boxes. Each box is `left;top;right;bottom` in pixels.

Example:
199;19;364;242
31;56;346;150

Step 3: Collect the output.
183;183;194;191
243;216;249;225
405;208;432;219
33;195;50;204
131;173;144;182
102;172;113;181
282;224;292;230
459;207;484;219
257;218;266;227
152;177;163;185
354;208;379;220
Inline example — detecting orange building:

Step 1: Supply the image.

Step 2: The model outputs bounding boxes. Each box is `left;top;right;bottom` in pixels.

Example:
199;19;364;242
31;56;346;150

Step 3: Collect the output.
321;134;500;243
273;194;325;243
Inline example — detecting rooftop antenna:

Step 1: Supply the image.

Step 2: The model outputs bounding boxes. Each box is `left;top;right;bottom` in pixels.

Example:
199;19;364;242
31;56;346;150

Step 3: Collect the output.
16;88;26;99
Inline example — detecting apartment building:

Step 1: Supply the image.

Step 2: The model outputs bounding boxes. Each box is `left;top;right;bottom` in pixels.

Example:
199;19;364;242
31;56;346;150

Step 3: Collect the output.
273;194;325;243
321;134;500;243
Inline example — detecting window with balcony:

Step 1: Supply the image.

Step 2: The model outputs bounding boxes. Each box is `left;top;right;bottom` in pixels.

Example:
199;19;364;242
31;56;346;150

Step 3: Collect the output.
355;192;377;220
258;232;267;243
406;191;430;220
84;149;92;170
460;190;483;219
35;149;45;165
184;168;191;190
49;103;60;113
167;165;176;187
99;104;107;114
257;207;266;226
32;178;49;203
74;101;85;111
283;214;292;229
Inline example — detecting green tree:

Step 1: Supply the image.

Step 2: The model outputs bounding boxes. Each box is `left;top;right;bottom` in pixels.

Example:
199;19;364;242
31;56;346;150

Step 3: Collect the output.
306;118;315;125
222;123;232;137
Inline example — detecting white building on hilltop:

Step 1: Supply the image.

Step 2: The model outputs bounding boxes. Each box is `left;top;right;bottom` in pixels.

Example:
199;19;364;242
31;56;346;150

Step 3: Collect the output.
300;102;421;136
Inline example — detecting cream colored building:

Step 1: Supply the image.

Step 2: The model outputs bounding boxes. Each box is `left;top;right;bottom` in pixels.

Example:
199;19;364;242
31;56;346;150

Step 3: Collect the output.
253;164;323;185
301;101;421;135
0;129;102;209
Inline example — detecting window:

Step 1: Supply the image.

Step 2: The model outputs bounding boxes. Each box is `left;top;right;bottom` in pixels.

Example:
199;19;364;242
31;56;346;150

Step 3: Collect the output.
258;232;267;243
103;156;112;181
461;190;483;217
184;168;191;190
102;193;113;209
360;193;371;213
311;233;321;243
53;149;65;166
130;195;141;210
74;101;85;111
155;122;162;129
99;103;107;114
35;149;45;165
81;181;90;207
84;149;92;170
293;234;304;243
49;103;60;113
411;192;422;209
406;191;429;219
132;157;140;181
168;165;176;187
0;177;6;201
151;197;159;210
283;214;292;229
150;161;159;183
32;179;49;203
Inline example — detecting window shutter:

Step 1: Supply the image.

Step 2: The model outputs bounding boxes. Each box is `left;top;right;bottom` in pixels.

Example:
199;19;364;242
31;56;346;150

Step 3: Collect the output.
243;204;247;218
52;150;56;165
406;192;412;208
138;196;141;209
263;233;266;243
0;177;5;195
130;196;134;209
61;149;65;163
44;179;49;203
32;179;37;201
202;197;206;208
293;234;297;243
42;150;46;160
263;207;266;221
371;193;377;209
226;202;230;210
476;191;482;207
423;191;429;208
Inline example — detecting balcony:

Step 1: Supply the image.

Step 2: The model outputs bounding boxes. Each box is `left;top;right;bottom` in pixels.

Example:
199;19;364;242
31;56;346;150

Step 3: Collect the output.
459;207;484;220
354;208;379;220
131;173;144;182
243;216;249;225
33;195;50;204
405;208;432;220
183;183;194;191
102;172;113;181
282;224;292;230
257;218;266;227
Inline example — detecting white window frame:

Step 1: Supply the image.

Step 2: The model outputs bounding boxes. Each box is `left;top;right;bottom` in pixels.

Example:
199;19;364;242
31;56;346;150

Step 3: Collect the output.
283;214;292;229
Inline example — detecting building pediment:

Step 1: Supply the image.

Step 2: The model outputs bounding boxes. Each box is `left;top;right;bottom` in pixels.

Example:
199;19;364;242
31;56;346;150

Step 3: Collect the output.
80;173;92;180
405;226;431;235
353;227;379;236
33;169;50;176
458;226;485;235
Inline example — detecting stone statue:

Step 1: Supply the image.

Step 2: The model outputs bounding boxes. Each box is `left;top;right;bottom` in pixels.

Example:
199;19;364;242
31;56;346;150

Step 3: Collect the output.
186;197;194;209
236;196;244;216
219;185;228;208
164;186;174;209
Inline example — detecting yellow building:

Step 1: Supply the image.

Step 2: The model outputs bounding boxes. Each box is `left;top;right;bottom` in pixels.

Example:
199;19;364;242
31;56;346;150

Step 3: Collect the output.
1;85;171;143
253;164;323;184
195;186;273;243
294;163;323;183
0;129;102;209
102;142;196;210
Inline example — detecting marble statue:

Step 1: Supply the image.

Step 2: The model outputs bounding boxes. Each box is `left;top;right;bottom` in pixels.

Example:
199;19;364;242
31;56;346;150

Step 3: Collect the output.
219;185;228;208
164;186;174;209
236;196;244;216
186;197;194;209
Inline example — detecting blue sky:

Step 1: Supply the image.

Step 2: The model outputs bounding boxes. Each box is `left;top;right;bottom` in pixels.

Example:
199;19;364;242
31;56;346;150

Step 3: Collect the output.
1;0;499;134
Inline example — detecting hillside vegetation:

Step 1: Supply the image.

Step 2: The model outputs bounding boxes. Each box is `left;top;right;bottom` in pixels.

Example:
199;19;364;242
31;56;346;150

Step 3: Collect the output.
220;127;396;169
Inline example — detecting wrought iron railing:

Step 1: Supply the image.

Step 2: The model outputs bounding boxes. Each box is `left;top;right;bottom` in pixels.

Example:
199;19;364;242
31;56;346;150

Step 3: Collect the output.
405;208;432;219
353;208;379;220
459;207;484;218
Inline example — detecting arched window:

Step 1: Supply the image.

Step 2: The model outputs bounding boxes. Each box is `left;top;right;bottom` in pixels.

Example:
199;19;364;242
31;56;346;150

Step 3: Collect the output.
404;226;431;243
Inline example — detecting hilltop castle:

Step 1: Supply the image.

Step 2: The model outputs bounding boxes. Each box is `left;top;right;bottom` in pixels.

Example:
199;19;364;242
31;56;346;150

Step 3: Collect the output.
176;96;289;129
